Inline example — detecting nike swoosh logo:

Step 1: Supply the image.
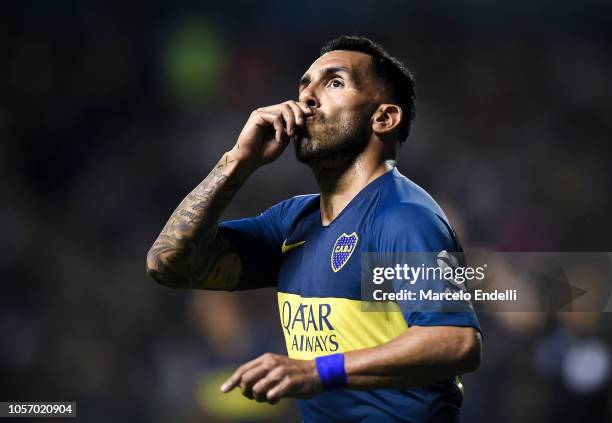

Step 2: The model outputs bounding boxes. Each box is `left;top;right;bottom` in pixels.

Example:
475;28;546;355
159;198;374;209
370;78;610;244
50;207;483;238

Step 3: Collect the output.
281;239;306;254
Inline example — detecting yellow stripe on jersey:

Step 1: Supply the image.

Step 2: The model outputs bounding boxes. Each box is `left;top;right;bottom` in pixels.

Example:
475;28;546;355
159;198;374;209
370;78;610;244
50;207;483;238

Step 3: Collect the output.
277;292;408;360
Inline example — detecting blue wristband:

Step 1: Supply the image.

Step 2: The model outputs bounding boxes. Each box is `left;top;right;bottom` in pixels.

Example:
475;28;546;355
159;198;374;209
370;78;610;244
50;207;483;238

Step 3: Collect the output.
315;353;347;390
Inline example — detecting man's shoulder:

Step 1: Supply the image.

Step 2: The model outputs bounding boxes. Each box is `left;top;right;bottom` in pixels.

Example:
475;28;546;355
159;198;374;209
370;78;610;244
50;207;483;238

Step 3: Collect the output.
263;194;319;234
375;168;449;226
369;169;460;251
271;193;319;216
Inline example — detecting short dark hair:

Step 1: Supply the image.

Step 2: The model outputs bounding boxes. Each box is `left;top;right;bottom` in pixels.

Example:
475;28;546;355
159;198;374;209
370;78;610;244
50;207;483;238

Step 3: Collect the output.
320;35;416;144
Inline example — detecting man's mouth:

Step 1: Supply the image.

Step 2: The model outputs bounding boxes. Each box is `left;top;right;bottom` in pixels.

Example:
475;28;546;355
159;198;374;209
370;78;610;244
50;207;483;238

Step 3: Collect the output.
297;116;315;136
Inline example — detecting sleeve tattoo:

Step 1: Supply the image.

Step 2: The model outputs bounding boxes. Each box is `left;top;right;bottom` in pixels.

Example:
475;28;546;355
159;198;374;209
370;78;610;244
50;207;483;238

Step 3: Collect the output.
146;155;244;290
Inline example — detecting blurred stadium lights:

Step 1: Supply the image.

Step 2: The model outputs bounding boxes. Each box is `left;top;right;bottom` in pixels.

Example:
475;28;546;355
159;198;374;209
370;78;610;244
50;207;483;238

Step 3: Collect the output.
161;18;226;109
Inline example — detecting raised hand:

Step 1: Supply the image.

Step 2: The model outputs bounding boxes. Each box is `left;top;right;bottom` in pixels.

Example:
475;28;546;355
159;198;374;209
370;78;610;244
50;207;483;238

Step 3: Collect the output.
229;100;313;170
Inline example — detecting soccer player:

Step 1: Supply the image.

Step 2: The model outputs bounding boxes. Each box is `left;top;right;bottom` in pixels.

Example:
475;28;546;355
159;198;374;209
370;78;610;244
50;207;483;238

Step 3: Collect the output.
146;36;482;422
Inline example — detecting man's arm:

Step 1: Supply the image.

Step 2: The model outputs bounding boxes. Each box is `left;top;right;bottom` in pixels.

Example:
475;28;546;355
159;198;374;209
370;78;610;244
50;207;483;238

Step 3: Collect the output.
344;326;481;389
221;325;481;403
146;100;312;290
145;156;251;290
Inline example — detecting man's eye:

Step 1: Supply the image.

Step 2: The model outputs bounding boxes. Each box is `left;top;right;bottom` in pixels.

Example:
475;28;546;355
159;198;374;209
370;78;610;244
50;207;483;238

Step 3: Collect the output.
328;79;344;88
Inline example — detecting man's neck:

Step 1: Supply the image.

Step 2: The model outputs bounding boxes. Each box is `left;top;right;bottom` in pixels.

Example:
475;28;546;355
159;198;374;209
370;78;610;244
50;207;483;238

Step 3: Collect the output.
313;159;394;226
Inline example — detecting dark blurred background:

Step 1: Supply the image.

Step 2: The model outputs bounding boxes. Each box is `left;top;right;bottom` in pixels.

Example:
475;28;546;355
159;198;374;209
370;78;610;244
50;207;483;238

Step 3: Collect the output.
1;1;611;422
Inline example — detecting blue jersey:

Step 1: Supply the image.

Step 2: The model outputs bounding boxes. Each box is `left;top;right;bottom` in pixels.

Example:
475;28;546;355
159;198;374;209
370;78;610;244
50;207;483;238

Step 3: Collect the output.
219;167;480;422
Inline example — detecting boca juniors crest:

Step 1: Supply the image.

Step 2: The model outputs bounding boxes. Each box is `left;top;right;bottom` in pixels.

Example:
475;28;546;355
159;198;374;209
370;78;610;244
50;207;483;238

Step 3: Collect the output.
331;232;359;272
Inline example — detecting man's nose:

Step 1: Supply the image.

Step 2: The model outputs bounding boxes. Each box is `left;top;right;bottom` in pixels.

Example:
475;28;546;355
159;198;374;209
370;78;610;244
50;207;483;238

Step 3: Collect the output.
299;89;319;109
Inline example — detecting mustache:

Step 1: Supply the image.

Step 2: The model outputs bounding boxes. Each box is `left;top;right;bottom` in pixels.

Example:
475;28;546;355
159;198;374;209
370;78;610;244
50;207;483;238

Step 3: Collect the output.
296;112;323;136
305;111;324;123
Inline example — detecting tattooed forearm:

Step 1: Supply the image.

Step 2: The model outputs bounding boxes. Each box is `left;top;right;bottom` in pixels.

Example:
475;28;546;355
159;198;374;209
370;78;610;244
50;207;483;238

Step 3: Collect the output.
178;209;199;225
146;153;250;290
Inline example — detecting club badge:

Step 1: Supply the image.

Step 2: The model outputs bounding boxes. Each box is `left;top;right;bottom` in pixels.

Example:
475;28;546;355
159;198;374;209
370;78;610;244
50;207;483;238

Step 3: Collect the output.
331;232;359;272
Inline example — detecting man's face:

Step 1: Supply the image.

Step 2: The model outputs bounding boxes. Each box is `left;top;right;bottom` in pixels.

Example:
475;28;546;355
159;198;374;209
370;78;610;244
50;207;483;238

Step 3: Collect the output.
294;50;383;166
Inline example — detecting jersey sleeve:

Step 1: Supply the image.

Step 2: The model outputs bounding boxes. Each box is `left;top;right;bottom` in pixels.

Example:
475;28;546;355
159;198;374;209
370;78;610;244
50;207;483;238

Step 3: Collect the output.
217;202;285;290
375;203;481;332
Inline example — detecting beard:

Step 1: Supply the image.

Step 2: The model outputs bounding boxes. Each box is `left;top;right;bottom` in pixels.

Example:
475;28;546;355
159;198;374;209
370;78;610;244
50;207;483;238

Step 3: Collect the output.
293;109;372;169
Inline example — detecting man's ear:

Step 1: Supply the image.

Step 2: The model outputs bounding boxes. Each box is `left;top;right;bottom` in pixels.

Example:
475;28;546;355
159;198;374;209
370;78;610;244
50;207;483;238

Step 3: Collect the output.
372;104;403;137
